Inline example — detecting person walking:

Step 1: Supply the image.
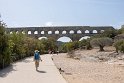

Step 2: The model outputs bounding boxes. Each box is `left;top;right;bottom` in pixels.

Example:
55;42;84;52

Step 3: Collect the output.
34;50;42;70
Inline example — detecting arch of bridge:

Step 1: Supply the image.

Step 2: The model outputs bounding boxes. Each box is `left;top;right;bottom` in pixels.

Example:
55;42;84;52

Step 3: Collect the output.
6;26;114;41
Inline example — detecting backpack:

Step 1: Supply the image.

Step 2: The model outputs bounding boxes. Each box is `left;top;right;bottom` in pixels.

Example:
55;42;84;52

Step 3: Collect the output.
34;52;40;60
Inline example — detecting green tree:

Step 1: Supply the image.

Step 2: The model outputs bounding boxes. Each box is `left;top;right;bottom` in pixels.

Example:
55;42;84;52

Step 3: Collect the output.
40;37;57;53
90;37;113;51
72;41;80;50
23;37;38;56
24;37;46;55
118;26;124;34
60;42;74;52
102;29;118;39
59;43;67;53
91;29;118;39
113;40;124;53
0;25;10;69
79;39;92;50
9;32;26;60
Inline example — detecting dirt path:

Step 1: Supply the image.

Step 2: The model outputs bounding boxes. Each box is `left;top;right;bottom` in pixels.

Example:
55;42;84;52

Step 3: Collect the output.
0;54;67;83
52;53;124;83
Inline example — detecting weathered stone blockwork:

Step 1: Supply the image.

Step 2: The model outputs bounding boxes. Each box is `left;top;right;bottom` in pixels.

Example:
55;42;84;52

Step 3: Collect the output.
6;26;114;41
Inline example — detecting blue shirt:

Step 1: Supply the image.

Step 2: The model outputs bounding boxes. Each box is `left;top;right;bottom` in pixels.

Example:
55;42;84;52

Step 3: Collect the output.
34;52;40;60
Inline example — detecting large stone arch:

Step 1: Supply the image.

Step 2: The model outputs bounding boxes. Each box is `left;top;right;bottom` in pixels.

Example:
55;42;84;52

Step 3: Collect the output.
79;36;90;41
57;36;72;42
38;36;47;40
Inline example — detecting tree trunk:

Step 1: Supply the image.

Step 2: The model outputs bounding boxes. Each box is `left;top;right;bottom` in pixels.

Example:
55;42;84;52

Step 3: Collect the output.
99;45;104;51
115;48;118;53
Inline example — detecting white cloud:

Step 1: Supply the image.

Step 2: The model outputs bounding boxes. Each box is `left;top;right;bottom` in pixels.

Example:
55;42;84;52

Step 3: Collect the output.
109;22;124;29
45;22;53;26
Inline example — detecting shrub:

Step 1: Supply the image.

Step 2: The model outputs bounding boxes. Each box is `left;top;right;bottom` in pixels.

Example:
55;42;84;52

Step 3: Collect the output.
0;25;10;69
67;50;75;58
79;39;92;50
113;40;124;53
118;27;124;34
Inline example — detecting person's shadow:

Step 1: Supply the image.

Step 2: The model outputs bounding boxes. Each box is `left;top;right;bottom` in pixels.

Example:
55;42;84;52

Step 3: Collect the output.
36;70;46;73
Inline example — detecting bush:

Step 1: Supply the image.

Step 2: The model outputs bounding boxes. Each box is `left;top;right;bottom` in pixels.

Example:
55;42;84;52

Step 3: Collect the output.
114;34;124;41
113;40;124;53
8;32;27;60
60;39;92;53
79;39;92;50
60;41;80;53
91;29;118;39
118;27;124;34
102;29;118;39
67;50;75;58
9;33;46;61
0;25;10;69
40;38;57;53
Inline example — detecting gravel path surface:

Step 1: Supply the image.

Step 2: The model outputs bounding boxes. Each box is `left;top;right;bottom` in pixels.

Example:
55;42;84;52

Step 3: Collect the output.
0;54;67;83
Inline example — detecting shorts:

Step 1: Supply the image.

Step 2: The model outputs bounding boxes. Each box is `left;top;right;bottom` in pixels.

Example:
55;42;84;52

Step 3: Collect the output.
35;60;39;67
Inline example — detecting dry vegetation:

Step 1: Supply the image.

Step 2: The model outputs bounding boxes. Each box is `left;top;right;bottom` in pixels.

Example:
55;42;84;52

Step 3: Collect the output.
52;47;124;83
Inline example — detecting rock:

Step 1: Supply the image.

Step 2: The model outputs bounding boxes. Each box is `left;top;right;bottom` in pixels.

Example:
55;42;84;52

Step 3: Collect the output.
80;56;98;62
118;57;123;60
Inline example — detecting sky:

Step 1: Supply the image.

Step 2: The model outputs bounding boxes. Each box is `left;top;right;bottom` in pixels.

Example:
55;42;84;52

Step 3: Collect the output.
0;0;124;29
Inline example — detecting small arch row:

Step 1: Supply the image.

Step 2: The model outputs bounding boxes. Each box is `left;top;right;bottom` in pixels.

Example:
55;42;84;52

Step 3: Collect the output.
9;30;104;35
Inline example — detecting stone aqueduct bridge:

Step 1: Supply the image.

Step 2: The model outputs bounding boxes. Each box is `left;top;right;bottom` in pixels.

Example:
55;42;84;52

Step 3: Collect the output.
6;26;114;41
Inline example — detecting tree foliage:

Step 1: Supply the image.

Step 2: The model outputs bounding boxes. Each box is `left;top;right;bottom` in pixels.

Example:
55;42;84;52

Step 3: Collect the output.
113;40;124;53
8;32;26;60
40;38;57;53
90;37;113;51
59;42;72;53
118;27;124;34
102;29;118;39
60;39;92;53
0;25;10;69
91;29;118;39
79;39;92;50
8;33;47;61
